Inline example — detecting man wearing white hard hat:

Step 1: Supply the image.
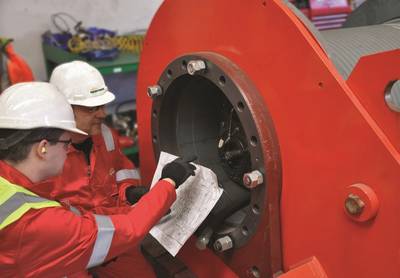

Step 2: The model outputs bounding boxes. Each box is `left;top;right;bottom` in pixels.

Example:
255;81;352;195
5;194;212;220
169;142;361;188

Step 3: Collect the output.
0;82;196;277
48;61;156;277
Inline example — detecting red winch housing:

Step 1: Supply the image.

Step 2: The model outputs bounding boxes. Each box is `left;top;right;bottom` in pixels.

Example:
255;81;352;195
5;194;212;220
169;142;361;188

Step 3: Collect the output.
136;0;400;277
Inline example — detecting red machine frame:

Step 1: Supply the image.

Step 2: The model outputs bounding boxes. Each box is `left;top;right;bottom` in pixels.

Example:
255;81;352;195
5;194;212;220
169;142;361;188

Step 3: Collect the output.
137;0;400;277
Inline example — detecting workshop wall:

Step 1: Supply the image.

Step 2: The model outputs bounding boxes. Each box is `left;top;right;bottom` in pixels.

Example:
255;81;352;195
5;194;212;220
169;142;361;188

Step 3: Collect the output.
0;0;163;81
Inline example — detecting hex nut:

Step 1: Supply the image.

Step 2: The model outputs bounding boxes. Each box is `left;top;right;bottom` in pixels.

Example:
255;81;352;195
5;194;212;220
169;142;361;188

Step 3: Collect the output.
345;193;365;215
243;170;264;188
147;85;163;98
213;235;233;252
187;60;206;75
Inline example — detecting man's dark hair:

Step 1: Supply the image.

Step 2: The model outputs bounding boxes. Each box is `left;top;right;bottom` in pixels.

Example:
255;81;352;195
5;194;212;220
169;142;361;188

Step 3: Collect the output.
0;128;64;163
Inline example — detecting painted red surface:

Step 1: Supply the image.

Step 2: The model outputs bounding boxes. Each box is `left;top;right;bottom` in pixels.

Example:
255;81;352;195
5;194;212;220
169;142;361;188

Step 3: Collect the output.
137;0;400;277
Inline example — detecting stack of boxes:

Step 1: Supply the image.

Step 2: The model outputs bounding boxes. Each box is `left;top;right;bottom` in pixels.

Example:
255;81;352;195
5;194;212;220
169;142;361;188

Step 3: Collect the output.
289;0;354;30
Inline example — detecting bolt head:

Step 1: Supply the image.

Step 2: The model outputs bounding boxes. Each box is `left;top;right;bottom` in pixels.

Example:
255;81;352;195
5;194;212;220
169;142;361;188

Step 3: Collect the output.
345;193;365;215
187;60;206;75
385;80;400;112
213;241;222;252
243;170;263;188
147;85;163;98
213;235;233;252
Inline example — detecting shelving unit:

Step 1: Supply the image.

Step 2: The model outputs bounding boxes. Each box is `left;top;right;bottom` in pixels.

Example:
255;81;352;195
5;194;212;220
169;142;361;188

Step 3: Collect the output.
42;43;139;78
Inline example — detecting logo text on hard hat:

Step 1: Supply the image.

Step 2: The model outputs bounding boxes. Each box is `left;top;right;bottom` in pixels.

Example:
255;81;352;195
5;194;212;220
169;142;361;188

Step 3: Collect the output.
90;87;105;94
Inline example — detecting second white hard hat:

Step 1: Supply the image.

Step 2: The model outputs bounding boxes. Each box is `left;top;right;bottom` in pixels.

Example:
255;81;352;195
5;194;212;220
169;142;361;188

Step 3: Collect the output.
0;82;87;135
49;61;115;107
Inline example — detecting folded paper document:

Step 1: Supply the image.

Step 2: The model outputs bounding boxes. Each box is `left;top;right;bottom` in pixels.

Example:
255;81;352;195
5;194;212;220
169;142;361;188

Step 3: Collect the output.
150;151;223;256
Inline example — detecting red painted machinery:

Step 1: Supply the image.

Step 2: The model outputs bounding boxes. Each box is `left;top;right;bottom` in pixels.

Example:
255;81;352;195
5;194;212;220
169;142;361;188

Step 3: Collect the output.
136;0;400;277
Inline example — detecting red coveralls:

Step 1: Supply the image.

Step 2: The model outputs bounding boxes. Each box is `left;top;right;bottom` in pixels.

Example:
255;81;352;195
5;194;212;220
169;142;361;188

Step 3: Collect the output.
0;160;175;278
36;124;156;277
48;124;139;210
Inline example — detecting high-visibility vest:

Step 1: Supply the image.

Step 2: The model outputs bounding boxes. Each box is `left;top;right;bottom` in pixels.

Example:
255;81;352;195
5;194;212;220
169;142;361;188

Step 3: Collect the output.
0;175;116;269
0;176;60;230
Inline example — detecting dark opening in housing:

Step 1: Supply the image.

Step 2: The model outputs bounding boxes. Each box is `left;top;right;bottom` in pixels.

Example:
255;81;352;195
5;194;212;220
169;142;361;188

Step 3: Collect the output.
151;54;275;249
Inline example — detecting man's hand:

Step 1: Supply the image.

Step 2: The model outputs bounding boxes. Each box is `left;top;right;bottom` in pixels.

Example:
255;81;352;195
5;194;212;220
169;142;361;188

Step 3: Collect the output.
161;155;197;188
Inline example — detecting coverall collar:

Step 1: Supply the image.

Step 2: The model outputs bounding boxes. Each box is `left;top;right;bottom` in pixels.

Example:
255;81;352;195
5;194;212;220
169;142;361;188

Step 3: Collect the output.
0;161;59;201
68;134;103;154
0;160;34;189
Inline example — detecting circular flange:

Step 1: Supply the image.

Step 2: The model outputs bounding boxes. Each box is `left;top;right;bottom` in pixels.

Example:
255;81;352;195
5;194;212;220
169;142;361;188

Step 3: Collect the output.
150;52;281;249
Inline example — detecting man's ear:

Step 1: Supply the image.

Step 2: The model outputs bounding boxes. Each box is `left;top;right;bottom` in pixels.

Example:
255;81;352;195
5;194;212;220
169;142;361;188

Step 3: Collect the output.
36;140;48;159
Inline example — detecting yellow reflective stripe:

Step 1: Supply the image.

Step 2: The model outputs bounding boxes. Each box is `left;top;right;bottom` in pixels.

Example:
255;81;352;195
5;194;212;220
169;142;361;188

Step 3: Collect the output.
0;185;14;206
0;176;61;230
0;200;60;230
0;176;39;197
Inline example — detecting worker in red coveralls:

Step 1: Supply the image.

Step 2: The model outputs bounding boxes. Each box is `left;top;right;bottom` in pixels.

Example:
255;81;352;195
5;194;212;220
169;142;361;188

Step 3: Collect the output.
0;82;196;277
45;60;162;277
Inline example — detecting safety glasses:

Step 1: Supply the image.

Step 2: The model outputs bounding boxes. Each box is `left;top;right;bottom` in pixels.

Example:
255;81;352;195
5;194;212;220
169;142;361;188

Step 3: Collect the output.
48;139;73;150
80;105;105;113
28;139;72;150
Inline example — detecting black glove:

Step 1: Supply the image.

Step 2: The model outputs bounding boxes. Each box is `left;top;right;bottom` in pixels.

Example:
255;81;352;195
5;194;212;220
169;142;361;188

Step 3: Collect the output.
161;155;197;188
125;185;149;205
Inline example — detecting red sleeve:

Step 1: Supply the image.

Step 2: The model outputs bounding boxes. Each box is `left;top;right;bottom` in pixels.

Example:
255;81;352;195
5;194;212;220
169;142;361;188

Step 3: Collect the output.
105;180;176;260
92;205;131;215
116;151;140;204
18;208;99;277
16;180;176;277
111;130;142;204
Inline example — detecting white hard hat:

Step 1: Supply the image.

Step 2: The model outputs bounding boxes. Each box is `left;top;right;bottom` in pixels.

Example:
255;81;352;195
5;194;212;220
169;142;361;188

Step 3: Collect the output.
50;60;115;107
0;82;87;135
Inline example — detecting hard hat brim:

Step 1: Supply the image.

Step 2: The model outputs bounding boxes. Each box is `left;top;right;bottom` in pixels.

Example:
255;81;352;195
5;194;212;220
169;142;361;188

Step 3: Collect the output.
0;121;88;136
65;127;88;136
69;90;116;107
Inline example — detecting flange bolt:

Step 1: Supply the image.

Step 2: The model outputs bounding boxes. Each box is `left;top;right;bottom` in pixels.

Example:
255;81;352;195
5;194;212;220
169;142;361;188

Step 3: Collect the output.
213;235;233;252
345;193;365;216
147;85;163;98
243;170;264;189
187;60;206;75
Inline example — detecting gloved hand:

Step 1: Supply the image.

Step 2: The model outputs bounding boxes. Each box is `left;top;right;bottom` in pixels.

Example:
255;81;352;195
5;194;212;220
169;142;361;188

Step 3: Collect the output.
161;155;197;188
125;185;149;205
